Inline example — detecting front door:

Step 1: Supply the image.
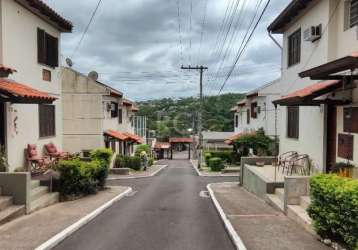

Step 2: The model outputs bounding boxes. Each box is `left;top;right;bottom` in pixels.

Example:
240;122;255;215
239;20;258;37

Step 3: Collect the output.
326;105;337;173
0;103;5;148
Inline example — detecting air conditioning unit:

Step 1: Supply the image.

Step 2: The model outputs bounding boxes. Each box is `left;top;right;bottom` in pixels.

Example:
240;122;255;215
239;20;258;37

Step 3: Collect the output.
303;25;322;42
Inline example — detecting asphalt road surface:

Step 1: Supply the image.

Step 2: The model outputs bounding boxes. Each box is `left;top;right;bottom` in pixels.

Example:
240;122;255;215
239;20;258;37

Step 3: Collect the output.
54;154;237;250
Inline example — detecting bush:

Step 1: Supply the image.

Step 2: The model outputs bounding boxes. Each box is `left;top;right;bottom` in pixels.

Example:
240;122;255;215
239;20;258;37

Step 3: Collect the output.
148;157;154;167
234;128;274;156
204;151;240;165
307;174;358;249
208;157;224;172
114;154;125;168
90;148;113;189
134;144;151;157
57;159;99;197
128;156;141;171
114;155;142;171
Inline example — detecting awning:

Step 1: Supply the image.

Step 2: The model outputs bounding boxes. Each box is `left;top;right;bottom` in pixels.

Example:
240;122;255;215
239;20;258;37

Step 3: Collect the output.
237;99;247;106
123;132;144;144
299;52;358;80
224;132;253;145
0;65;17;74
272;80;349;106
153;142;171;150
230;106;238;112
0;78;57;104
104;130;128;141
169;138;193;143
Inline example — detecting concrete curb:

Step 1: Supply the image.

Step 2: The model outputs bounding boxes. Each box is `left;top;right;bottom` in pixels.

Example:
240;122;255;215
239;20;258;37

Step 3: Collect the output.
35;187;133;250
190;160;238;177
207;183;247;250
107;165;168;180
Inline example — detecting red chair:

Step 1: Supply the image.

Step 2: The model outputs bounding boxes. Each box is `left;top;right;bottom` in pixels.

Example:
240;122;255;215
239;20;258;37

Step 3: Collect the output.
25;144;51;174
44;143;69;160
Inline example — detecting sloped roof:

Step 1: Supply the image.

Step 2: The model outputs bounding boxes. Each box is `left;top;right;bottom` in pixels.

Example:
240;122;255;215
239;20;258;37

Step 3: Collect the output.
169;138;193;143
0;78;56;103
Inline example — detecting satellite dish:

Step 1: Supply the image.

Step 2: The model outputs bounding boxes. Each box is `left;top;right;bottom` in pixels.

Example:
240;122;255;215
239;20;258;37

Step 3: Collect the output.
65;58;73;67
88;71;99;81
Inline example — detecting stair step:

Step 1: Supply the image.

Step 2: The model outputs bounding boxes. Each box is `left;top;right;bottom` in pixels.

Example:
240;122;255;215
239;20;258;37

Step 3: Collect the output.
266;194;284;212
275;188;285;203
0;205;25;226
300;196;311;210
31;186;48;201
31;180;40;189
29;192;59;213
287;205;315;236
0;196;13;211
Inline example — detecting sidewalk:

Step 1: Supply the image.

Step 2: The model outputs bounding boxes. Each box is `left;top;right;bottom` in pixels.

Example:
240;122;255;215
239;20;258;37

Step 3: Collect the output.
107;164;167;180
0;186;130;250
208;182;330;250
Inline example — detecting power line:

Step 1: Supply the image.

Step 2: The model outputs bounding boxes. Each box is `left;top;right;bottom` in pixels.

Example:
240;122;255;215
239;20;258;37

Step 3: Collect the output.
71;0;103;59
218;0;271;94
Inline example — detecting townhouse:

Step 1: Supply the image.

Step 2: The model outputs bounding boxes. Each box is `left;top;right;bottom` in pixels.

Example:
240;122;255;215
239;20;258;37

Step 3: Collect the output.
0;0;72;171
268;0;358;173
230;79;282;140
62;67;143;157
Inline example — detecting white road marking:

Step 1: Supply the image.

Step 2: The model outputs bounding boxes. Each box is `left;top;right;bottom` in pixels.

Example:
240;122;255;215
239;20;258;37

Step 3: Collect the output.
199;190;210;198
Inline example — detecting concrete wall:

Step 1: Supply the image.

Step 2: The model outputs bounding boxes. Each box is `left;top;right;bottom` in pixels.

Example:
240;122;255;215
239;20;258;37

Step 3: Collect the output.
284;176;310;212
0;172;30;209
1;0;63;171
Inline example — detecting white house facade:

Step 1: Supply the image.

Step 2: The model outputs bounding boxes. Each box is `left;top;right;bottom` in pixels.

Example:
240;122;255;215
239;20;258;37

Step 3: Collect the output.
269;0;358;173
0;0;72;171
233;79;282;137
62;67;142;156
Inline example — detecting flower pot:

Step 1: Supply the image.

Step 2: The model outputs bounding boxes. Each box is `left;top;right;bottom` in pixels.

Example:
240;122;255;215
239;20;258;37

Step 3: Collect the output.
338;168;353;178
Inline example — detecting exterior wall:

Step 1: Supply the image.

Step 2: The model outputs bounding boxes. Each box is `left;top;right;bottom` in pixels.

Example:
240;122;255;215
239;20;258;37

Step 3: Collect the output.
62;68;111;153
1;0;63;171
276;0;358;172
118;105;135;134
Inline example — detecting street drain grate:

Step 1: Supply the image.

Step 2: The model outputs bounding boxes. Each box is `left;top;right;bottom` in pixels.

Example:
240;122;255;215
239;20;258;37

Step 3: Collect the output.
200;191;210;198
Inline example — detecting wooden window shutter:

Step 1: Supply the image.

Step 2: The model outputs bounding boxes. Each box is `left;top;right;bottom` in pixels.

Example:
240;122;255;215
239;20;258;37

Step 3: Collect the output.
287;106;299;138
118;109;123;124
247;109;250;124
37;28;46;64
343;107;358;133
46;34;59;67
338;133;354;160
39;105;55;137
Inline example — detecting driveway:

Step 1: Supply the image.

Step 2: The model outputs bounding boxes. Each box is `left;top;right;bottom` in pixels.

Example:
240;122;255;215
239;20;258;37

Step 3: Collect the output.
54;156;237;250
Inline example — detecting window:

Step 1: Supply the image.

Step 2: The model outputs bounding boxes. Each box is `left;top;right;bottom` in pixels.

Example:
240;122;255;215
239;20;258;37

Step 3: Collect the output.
39;105;55;138
287;106;299;138
343;107;358;133
118;109;123;124
38;28;59;67
251;102;257;119
235;114;238;128
246;109;250;124
338;133;353;160
42;69;51;82
350;0;358;27
111;102;118;118
288;29;301;67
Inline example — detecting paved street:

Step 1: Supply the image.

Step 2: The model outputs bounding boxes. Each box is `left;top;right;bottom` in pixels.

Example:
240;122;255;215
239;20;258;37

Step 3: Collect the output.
54;155;237;250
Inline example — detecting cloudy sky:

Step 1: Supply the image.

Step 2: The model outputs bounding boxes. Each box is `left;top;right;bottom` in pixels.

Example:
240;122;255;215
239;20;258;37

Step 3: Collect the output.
45;0;290;101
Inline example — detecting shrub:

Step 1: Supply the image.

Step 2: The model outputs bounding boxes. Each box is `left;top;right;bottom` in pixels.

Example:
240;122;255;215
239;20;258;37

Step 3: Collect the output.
307;174;358;249
234;128;274;156
204;151;240;164
114;154;125;168
208;157;224;172
148;157;154;167
134;144;151;157
57;159;99;197
115;155;142;171
129;156;141;171
90;148;113;189
204;152;212;165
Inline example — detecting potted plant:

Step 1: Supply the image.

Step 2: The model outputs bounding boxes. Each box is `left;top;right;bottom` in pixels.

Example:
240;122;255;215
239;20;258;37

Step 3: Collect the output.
332;162;355;178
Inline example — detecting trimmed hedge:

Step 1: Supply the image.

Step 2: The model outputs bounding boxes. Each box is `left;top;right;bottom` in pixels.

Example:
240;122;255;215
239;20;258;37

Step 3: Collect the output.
114;155;141;171
90;148;113;189
307;174;358;249
204;151;240;164
208;157;224;172
57;159;99;197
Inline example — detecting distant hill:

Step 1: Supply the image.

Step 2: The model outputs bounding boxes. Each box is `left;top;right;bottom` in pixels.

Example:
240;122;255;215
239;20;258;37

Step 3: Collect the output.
137;93;245;139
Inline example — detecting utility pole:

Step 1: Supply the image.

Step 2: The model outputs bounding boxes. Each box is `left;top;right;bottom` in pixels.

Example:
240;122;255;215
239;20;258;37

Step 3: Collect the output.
181;65;208;168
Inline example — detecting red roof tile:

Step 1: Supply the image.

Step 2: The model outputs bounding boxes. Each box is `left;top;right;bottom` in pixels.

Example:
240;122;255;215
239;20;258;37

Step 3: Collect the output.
123;132;144;144
273;80;341;105
104;130;128;141
224;132;254;145
0;78;56;102
169;138;193;143
153;142;171;150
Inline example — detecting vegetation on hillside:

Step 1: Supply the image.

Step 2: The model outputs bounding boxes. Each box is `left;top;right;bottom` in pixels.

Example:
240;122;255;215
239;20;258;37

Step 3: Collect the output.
137;93;245;139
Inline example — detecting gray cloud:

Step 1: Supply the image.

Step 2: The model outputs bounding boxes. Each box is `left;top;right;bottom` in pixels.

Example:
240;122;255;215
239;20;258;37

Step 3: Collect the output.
46;0;290;101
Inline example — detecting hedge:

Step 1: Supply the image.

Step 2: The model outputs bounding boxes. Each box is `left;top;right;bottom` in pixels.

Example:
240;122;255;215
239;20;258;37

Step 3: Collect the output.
204;151;240;164
114;155;141;171
208;157;224;172
90;148;113;189
307;174;358;249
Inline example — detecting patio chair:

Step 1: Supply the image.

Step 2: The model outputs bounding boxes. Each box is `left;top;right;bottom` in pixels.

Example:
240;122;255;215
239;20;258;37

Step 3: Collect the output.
25;144;51;174
278;151;298;173
44;143;70;161
288;154;309;176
